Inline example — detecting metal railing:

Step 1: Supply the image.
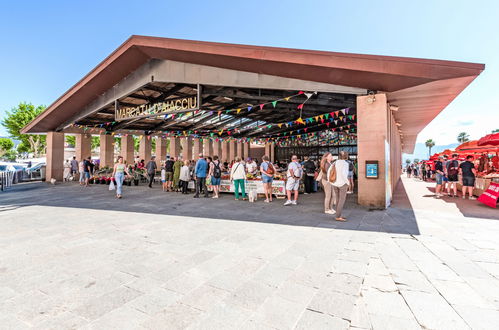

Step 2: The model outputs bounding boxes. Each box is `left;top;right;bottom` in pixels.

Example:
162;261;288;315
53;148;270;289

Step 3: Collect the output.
0;171;14;191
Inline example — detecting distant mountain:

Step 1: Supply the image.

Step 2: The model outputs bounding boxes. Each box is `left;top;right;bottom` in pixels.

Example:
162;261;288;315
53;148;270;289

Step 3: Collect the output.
403;143;459;162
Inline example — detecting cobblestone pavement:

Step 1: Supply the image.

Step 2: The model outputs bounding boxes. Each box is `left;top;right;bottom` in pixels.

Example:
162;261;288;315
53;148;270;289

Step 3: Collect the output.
0;177;498;329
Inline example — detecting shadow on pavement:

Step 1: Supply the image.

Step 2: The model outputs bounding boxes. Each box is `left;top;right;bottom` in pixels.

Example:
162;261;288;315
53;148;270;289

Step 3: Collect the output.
0;181;420;235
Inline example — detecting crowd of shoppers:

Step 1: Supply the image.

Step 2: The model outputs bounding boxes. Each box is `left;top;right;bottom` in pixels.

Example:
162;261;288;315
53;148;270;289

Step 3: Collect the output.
433;153;477;199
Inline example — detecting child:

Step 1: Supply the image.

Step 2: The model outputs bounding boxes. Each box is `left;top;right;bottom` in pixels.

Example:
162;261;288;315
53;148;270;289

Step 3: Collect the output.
179;160;191;194
161;164;167;192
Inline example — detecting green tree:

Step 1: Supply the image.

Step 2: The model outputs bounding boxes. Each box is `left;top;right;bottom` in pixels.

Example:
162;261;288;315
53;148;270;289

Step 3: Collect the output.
0;137;14;153
2;150;17;161
66;135;76;147
17;142;30;153
405;159;411;165
457;132;470;143
492;129;499;133
425;139;436;157
413;158;420;164
1;102;46;156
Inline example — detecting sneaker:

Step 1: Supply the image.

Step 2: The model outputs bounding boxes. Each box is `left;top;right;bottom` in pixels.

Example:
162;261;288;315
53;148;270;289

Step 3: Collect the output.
304;192;309;195
325;209;336;215
346;191;353;194
264;199;270;203
462;196;466;199
469;196;477;200
291;200;297;205
284;200;293;206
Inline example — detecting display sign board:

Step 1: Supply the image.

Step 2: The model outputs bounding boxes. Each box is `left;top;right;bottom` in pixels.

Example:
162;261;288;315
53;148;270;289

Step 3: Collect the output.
115;95;198;121
219;179;287;196
366;160;379;179
477;182;499;208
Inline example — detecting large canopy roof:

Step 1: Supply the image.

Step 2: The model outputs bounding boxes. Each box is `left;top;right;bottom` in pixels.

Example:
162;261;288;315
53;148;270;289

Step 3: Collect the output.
22;35;484;152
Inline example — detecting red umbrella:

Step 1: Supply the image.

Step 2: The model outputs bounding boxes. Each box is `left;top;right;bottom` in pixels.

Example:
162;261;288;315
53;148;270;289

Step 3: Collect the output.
478;133;499;146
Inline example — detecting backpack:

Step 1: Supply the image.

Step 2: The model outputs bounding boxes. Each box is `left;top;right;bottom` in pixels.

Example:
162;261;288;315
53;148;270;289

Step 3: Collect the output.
328;161;337;183
448;160;459;176
266;162;275;175
213;162;222;179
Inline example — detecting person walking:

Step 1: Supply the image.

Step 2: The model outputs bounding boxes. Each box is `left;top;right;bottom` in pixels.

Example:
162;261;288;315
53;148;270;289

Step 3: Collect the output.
194;153;209;198
446;153;460;197
284;155;303;206
161;163;167;192
70;156;79;180
210;155;222;198
112;156;131;199
78;159;85;186
230;156;247;200
459;155;477;200
260;155;275;203
63;160;71;182
320;152;335;214
434;156;444;198
179;160;191;194
329;151;350;222
173;156;183;192
83;156;92;187
145;156;157;188
302;156;316;194
164;156;174;191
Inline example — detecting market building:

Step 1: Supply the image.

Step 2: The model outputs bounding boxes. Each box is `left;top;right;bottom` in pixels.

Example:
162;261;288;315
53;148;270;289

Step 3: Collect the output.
22;35;484;208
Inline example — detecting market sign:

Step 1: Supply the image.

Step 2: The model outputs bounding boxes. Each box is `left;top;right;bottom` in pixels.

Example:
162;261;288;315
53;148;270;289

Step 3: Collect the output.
477;182;499;208
115;96;198;121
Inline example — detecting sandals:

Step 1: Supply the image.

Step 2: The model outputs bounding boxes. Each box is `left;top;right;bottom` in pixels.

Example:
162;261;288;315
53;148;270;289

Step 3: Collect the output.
335;217;347;222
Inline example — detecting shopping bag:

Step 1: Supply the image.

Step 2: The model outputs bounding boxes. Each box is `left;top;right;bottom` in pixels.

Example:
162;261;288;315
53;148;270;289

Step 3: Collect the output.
109;180;115;191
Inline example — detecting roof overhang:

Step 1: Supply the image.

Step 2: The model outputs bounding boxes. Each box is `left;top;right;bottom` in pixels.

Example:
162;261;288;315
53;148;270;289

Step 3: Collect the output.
22;35;484;153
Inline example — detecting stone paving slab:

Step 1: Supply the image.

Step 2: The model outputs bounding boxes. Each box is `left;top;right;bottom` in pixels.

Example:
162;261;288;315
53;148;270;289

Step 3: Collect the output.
0;177;498;329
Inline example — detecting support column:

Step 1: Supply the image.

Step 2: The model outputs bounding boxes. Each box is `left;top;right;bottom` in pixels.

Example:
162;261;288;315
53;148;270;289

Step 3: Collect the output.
270;142;275;162
264;143;271;158
203;139;214;157
228;140;236;161
120;135;134;165
221;141;229;162
46;131;64;182
156;137;168;167
357;93;389;209
236;142;243;160
243;142;249;160
181;137;192;161
139;135;152;162
100;134;114;168
213;140;222;159
193;138;202;158
75;133;91;161
169;137;180;158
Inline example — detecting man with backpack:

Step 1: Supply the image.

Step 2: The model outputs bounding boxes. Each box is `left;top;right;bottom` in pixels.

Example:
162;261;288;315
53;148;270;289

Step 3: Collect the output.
260;155;275;203
446;153;460;197
284;155;303;206
209;155;222;198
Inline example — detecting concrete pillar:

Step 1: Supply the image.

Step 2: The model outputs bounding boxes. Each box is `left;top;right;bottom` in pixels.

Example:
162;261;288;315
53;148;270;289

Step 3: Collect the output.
203;139;214;157
236;142;243;159
243;142;250;160
169;137;180;158
121;135;134;165
357;93;389;209
156;137;168;167
270;142;275;162
46;131;65;182
139;135;152;162
100;134;114;168
75;133;91;161
213;140;222;159
181;137;192;161
221;141;229;162
228;140;236;161
264;143;271;159
193;138;202;158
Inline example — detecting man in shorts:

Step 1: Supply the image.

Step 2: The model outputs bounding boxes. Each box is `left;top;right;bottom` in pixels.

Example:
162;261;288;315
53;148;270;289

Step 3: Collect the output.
446;154;460;197
284;155;302;206
164;156;174;191
459;155;477;200
434;156;445;198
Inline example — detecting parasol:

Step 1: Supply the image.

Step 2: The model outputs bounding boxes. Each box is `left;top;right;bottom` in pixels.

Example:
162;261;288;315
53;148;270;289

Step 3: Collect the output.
478;133;499;146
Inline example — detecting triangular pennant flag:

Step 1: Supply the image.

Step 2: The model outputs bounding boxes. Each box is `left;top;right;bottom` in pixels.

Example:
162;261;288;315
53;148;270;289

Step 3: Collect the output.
272;101;277;108
298;91;304;95
247;106;252;112
259;104;264;110
297;104;304;110
277;123;283;128
304;92;313;99
284;97;291;101
218;111;221;116
346;108;350;114
296;117;305;125
340;109;346;115
237;108;241;114
314;116;319;121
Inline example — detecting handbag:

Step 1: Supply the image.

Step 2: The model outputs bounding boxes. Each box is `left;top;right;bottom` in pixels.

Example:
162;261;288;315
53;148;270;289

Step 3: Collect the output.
315;171;323;182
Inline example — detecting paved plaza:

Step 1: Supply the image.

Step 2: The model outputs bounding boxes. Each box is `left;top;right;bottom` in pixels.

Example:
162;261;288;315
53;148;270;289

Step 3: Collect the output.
0;177;498;329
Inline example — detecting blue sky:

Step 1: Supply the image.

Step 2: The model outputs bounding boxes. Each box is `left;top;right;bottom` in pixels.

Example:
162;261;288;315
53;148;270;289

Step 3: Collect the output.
1;0;498;144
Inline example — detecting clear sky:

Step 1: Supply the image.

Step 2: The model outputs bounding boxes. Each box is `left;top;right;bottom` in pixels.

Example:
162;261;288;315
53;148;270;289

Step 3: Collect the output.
0;0;498;145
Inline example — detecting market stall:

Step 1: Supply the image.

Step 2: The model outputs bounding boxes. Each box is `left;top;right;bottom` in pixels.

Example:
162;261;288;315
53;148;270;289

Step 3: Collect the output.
217;171;303;197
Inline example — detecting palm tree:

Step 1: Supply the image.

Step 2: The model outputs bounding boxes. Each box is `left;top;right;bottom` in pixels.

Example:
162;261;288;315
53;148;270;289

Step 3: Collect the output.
425;139;435;157
405;159;411;165
457;132;470;143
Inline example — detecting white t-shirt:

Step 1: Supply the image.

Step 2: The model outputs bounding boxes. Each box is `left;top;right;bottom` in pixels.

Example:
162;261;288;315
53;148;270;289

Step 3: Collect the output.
161;169;166;181
287;161;302;179
329;159;350;187
246;162;257;174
